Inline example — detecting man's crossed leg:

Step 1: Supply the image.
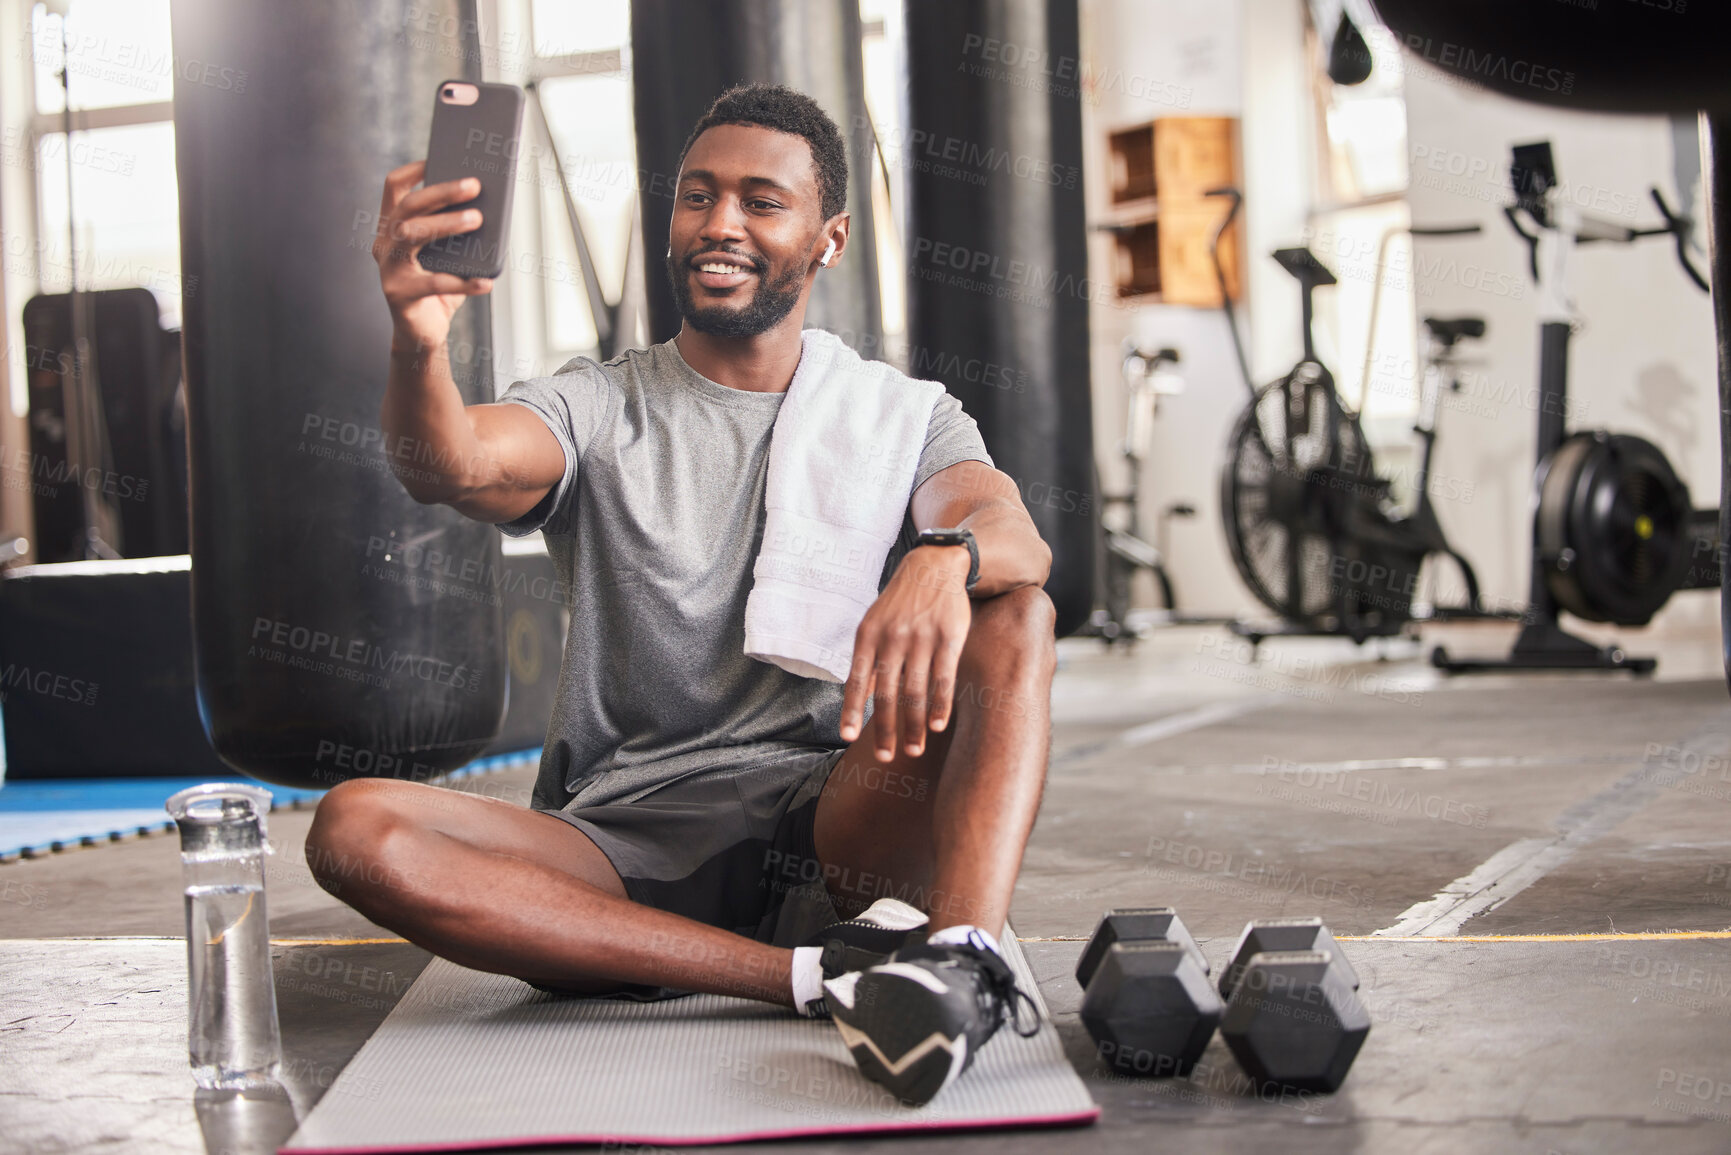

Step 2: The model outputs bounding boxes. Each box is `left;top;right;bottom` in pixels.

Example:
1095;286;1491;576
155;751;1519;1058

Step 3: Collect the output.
304;583;1056;1096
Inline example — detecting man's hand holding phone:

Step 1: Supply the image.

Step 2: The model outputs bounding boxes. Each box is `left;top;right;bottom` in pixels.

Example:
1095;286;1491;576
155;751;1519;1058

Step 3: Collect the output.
372;81;547;519
372;160;494;356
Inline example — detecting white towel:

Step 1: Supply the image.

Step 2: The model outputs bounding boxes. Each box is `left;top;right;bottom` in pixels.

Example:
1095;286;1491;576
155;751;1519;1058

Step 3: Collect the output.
743;328;943;683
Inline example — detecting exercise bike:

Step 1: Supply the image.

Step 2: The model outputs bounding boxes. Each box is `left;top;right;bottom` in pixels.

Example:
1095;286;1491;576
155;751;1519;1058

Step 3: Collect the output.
1081;342;1209;644
1432;141;1720;674
1207;188;1491;645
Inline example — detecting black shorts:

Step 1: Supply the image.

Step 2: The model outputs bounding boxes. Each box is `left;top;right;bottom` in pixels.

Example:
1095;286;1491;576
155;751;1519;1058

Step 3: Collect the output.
537;746;849;953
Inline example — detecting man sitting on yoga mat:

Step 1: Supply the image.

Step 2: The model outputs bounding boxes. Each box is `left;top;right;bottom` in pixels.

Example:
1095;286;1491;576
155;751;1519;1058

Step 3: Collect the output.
310;83;1054;1107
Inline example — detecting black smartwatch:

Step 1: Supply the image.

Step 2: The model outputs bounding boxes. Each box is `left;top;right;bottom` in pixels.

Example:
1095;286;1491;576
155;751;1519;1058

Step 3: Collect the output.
916;527;980;593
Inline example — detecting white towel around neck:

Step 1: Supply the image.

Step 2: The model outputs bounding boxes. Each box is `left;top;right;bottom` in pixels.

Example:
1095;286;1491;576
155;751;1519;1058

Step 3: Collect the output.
742;328;944;682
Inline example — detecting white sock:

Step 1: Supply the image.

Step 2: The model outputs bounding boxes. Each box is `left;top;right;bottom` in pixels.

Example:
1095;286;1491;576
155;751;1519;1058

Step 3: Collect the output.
791;945;826;1016
927;924;1003;958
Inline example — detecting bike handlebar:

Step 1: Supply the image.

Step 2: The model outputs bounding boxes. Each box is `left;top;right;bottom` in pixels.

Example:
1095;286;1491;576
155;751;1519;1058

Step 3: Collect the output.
1203;187;1256;400
1647;187;1711;293
1503;186;1708;293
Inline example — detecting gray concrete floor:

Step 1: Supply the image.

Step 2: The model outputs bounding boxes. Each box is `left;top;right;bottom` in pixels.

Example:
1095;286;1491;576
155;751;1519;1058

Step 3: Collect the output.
4;607;1730;1154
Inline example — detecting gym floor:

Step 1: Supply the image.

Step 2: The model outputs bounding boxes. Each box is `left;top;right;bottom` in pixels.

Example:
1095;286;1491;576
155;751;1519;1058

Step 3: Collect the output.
4;607;1729;1154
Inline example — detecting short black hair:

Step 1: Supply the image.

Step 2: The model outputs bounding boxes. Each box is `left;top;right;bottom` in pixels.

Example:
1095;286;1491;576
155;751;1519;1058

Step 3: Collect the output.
677;83;849;221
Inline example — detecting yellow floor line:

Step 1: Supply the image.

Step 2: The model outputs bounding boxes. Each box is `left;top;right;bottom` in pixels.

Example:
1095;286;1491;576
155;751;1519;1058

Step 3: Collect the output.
1023;931;1731;944
1340;931;1731;942
271;937;410;945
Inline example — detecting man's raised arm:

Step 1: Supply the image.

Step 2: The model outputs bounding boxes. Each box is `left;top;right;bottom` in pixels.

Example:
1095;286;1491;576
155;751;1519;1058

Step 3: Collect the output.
372;159;565;524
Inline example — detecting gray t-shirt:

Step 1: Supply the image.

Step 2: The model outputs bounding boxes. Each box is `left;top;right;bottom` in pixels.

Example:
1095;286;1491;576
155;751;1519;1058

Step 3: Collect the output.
494;334;994;811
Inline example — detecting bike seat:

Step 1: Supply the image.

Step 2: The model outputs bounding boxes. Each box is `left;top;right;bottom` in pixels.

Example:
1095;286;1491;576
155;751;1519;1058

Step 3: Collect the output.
1272;247;1337;288
1423;316;1486;345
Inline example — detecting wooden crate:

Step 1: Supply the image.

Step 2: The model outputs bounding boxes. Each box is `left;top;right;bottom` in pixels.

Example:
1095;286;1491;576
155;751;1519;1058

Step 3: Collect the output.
1103;116;1242;305
1107;124;1157;204
1156;201;1242;308
1152;117;1236;202
1110;221;1162;298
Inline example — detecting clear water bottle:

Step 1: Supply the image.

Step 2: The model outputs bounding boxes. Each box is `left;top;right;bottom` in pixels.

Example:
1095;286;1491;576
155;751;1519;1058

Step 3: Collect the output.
166;783;283;1090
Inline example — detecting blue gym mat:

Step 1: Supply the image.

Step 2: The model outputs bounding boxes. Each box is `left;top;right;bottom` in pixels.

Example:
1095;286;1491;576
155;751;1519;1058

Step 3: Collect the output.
0;748;541;860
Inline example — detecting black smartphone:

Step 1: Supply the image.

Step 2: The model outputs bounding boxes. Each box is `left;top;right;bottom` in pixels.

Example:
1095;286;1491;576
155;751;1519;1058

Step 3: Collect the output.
417;80;525;279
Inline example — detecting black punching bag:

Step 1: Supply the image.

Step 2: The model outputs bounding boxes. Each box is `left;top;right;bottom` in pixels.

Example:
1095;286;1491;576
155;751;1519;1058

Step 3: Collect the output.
172;0;506;788
1369;0;1731;114
904;0;1096;636
630;0;882;355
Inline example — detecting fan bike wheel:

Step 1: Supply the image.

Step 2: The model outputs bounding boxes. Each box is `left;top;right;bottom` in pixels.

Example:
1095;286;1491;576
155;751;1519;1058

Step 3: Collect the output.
1536;431;1692;626
1220;366;1379;627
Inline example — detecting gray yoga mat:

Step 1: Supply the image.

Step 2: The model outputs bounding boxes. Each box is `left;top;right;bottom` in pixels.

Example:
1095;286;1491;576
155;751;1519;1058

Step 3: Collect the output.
280;931;1098;1151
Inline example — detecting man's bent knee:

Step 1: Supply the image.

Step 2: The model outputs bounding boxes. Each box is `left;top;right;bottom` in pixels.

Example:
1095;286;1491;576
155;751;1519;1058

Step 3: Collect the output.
305;778;433;899
964;585;1058;668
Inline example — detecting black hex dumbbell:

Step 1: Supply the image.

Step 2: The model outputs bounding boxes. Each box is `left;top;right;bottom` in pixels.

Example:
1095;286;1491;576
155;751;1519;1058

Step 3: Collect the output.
1075;907;1211;989
1077;908;1220;1077
1217;917;1360;1000
1219;949;1370;1093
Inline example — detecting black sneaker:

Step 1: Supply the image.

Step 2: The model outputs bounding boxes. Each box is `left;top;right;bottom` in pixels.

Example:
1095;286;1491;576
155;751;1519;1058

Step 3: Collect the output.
798;898;928;1018
822;931;1041;1106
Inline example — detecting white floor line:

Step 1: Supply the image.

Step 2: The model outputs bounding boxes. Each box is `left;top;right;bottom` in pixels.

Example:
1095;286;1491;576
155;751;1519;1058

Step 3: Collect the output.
1374;719;1731;938
1114;697;1274;750
1140;752;1637;777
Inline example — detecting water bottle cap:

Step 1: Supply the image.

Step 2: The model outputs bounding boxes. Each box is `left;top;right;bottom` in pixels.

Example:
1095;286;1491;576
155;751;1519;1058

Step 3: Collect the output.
165;782;274;857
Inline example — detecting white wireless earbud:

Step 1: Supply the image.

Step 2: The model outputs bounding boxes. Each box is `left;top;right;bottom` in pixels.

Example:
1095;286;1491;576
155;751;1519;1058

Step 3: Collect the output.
819;238;837;267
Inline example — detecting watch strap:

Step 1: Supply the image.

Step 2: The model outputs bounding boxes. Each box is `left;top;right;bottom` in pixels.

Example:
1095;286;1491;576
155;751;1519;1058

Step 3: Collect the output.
917;527;980;593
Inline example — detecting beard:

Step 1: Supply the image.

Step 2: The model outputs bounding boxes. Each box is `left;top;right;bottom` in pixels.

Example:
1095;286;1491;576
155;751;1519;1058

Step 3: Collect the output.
665;245;806;338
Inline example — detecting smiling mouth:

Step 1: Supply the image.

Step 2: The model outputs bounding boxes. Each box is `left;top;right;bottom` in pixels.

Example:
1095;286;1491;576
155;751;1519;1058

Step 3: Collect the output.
687;252;759;291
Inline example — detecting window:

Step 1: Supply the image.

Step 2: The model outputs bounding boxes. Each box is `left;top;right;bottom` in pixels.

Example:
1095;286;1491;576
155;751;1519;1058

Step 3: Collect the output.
534;72;637;354
510;0;644;362
859;0;907;367
27;0;181;326
1303;2;1419;488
